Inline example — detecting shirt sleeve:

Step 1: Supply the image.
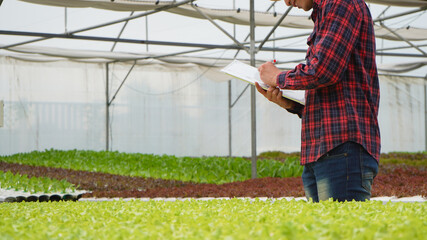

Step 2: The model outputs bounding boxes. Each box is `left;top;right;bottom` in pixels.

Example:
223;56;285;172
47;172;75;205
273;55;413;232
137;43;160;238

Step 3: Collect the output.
277;0;362;90
286;102;304;118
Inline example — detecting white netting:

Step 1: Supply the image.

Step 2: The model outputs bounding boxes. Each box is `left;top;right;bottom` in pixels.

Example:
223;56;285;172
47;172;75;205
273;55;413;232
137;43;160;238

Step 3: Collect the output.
0;56;425;156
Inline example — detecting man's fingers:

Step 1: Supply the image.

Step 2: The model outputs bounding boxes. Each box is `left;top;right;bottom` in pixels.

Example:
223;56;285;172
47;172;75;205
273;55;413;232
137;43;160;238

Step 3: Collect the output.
266;87;276;101
265;88;272;101
272;88;283;103
255;82;266;96
274;88;282;100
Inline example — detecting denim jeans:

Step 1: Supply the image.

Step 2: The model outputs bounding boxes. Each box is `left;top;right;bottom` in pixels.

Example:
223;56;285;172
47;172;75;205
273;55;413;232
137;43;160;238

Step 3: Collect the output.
302;141;379;202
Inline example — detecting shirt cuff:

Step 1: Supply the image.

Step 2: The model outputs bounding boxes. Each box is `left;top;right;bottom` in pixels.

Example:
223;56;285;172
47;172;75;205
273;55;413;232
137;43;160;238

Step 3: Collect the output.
276;71;287;88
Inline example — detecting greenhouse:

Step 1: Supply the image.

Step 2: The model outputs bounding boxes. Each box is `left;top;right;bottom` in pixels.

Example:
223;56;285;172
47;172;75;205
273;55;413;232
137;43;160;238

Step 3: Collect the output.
0;0;426;239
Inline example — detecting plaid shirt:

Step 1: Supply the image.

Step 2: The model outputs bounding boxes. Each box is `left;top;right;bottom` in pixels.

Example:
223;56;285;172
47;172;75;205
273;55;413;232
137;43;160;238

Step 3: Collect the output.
277;0;380;165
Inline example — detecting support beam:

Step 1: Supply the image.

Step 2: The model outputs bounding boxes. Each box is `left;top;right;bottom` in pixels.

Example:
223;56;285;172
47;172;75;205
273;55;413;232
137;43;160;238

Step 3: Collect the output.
145;16;149;52
64;7;68;34
108;61;137;105
250;0;257;179
234;1;279;59
263;32;311;43
425;74;427;151
378;6;391;19
131;32;311;62
0;0;193;50
231;85;251;108
373;7;427;23
377;43;427;52
379;23;427;56
228;81;232;157
105;63;110;151
191;4;249;53
2;30;426;58
111;11;134;52
258;6;293;51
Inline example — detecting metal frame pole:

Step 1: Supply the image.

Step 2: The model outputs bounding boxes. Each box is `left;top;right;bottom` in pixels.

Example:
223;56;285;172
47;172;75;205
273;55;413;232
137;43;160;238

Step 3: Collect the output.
373;7;427;23
130;32;310;62
228;81;232;157
64;7;68;33
229;0;236;158
0;0;193;50
2;30;425;58
377;43;427;52
250;0;257;179
379;23;427;56
258;6;293;51
106;63;110;151
109;61;137;105
191;4;249;53
233;1;279;59
145;15;149;52
105;61;137;151
425;74;427;151
111;11;134;52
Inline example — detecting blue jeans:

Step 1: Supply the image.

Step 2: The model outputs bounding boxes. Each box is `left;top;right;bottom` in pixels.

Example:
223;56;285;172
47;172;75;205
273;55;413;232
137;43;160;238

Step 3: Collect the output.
302;141;378;202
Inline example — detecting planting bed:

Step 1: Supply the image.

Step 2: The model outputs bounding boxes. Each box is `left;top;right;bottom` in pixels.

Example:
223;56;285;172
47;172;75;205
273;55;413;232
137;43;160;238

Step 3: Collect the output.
1;151;425;239
1;160;425;199
2;199;425;239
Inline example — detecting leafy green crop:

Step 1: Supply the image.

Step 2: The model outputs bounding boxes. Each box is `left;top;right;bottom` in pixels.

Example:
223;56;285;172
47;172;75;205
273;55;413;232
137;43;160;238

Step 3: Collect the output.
0;170;76;194
0;150;303;184
0;199;425;239
260;151;427;167
380;152;427;167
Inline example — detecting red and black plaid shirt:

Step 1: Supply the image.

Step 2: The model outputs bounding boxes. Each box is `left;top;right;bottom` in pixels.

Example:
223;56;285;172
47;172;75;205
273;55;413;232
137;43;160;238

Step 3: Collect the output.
277;0;380;165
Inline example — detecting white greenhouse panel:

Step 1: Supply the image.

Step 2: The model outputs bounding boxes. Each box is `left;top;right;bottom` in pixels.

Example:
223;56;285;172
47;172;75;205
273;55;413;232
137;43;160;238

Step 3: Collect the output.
0;100;3;128
0;56;425;156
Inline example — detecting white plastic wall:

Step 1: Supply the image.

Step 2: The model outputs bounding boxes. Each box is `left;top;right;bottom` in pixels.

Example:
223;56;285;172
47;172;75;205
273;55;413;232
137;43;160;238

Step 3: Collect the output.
378;75;426;152
0;57;106;154
0;100;4;127
0;56;425;156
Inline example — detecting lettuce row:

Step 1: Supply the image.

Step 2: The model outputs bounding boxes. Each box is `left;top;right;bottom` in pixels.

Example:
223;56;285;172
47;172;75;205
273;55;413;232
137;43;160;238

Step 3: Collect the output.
0;170;76;194
0;199;425;239
0;149;303;184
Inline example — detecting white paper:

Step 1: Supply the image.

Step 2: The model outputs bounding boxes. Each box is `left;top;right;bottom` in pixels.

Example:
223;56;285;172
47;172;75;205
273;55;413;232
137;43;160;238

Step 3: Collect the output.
221;60;305;105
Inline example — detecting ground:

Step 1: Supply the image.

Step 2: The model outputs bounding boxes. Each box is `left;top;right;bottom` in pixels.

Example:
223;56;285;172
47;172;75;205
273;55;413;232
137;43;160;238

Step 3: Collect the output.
1;161;425;198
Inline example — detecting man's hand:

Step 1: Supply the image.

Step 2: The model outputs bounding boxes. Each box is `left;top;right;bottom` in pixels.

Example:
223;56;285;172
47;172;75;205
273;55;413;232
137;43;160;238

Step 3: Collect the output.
258;62;282;87
285;0;294;7
255;82;295;110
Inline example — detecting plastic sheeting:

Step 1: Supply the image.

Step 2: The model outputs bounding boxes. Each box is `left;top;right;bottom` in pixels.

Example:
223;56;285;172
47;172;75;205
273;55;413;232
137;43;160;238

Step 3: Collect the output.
0;56;425;157
368;0;427;7
1;45;426;75
19;0;427;10
377;60;427;73
0;45;249;68
17;0;427;41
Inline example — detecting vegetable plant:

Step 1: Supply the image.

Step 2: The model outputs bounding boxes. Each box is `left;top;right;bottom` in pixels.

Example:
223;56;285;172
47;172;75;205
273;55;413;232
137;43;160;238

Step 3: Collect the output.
0;170;76;194
0;150;303;184
0;199;425;239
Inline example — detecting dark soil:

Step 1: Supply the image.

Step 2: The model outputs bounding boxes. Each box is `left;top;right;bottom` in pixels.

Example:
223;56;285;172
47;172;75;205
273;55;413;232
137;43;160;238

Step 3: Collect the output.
83;177;305;198
1;161;425;199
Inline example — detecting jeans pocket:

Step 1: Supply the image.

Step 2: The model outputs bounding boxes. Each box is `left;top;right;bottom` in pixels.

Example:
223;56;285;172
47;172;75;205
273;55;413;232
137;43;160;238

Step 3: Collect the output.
318;152;348;164
361;171;374;192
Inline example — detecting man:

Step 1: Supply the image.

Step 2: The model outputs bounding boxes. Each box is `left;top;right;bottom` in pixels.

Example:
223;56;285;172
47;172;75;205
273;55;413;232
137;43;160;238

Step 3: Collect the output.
256;0;380;202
